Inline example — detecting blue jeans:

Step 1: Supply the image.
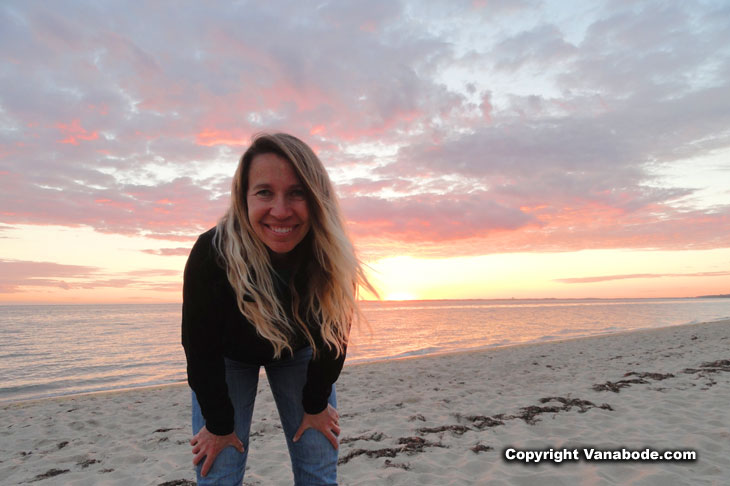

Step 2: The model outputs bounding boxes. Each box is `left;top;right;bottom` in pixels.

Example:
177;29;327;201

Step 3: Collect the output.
192;347;338;485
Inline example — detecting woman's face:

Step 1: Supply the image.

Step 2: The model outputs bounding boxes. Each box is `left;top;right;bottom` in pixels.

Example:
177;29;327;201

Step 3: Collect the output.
246;153;311;257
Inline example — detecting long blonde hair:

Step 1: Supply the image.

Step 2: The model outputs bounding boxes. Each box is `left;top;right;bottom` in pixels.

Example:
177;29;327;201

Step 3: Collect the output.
214;132;374;358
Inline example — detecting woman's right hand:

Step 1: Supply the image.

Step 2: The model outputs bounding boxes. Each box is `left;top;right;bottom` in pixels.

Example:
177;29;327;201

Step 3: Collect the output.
190;425;244;477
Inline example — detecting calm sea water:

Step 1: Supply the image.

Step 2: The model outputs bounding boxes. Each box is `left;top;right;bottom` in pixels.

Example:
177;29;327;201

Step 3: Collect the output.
1;298;729;403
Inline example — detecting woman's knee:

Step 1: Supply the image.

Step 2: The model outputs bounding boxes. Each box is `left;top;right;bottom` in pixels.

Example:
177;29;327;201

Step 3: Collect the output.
195;444;247;486
290;429;338;485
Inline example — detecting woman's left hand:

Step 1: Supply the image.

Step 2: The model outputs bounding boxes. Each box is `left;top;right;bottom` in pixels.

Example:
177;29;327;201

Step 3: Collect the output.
292;403;340;449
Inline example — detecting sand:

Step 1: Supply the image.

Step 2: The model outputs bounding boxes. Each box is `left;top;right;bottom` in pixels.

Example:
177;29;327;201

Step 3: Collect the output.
2;320;729;485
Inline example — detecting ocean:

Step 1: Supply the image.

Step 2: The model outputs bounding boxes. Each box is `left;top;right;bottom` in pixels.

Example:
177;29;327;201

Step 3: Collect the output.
1;298;729;404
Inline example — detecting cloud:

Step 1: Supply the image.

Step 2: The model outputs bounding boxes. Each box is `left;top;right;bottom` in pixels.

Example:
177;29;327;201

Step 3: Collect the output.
492;23;578;72
141;247;192;257
0;0;456;237
555;270;730;284
0;0;729;260
125;269;181;277
0;259;101;292
0;259;180;293
0;172;227;239
342;192;536;240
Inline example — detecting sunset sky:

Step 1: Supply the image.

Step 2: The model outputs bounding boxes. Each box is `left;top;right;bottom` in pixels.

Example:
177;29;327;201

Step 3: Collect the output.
1;0;729;304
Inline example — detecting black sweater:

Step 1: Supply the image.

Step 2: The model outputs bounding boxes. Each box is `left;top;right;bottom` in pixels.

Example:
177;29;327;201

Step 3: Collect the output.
181;228;345;435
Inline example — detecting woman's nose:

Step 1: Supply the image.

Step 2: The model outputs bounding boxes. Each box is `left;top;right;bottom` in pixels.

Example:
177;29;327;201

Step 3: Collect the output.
269;196;292;218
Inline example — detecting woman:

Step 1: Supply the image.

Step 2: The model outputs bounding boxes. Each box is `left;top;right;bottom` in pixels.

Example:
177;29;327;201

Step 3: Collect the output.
182;133;373;485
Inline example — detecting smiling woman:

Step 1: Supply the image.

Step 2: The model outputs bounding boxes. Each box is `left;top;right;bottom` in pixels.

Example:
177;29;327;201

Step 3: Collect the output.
181;133;376;485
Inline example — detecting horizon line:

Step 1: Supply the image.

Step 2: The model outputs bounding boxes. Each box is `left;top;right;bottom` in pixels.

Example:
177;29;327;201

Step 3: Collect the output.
1;294;728;306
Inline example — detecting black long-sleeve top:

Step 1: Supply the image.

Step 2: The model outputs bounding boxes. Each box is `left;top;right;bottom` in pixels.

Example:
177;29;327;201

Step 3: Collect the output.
181;228;345;436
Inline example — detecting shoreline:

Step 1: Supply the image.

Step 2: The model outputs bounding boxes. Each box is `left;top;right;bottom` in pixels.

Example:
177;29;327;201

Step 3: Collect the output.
4;317;728;407
3;319;729;484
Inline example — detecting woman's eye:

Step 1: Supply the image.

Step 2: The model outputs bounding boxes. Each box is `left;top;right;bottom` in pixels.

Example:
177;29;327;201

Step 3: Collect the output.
255;189;272;197
290;189;306;199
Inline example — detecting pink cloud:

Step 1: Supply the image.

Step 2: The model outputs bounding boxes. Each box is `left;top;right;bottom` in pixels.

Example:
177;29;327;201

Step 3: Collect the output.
341;193;536;241
196;128;250;147
347;202;730;258
1;0;729;264
0;259;100;293
0;259;181;294
125;269;181;277
141;247;191;256
0;170;226;240
555;271;730;284
56;119;99;145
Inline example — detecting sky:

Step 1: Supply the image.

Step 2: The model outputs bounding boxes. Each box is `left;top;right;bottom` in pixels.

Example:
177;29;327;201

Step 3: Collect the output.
1;0;729;304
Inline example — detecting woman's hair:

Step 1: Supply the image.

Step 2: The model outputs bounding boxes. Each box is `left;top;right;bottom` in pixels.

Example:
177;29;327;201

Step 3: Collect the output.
214;132;375;358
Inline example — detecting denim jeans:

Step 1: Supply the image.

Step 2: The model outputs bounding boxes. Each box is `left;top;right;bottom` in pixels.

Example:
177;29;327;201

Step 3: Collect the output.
192;347;338;485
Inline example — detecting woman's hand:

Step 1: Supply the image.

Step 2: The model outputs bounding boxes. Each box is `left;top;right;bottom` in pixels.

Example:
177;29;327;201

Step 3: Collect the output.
293;404;340;450
190;426;244;477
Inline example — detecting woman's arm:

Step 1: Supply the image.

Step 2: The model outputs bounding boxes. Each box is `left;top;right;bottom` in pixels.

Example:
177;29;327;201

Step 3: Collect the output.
292;336;347;449
292;341;345;449
301;342;346;415
181;231;235;435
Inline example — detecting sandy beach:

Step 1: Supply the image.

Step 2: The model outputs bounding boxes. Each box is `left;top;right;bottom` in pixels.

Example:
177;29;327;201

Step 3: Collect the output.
2;319;728;485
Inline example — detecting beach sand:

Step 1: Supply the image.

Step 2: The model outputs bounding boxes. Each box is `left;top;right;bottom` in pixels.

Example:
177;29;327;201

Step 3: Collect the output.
2;320;729;485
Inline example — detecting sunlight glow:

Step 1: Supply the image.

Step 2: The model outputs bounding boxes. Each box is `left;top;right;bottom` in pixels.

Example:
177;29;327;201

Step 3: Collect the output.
384;292;418;301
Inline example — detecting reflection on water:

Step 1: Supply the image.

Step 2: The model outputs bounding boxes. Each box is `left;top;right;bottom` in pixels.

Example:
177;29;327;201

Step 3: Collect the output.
1;298;729;403
0;304;185;403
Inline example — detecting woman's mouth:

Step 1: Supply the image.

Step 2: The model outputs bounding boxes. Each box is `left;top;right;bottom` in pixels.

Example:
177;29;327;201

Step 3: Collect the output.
265;224;295;235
